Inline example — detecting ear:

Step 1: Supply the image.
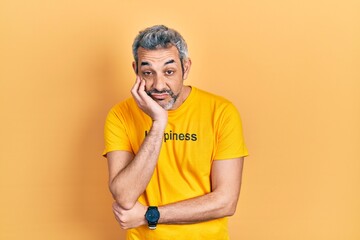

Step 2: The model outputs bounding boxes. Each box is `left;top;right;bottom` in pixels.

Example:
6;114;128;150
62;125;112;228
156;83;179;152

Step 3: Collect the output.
132;61;137;74
182;58;192;80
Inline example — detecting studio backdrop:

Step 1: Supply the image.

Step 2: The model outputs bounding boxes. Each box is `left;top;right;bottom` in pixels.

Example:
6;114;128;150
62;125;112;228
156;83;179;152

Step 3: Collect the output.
1;0;359;239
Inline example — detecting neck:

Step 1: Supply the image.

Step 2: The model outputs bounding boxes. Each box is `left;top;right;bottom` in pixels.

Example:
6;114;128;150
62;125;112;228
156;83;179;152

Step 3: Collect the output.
175;85;191;109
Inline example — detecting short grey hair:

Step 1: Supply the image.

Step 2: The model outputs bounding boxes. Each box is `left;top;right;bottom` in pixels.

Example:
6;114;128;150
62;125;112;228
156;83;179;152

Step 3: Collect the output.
132;25;189;67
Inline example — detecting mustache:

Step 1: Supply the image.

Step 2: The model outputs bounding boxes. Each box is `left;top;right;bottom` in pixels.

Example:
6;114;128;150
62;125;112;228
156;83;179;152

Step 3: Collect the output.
146;89;174;96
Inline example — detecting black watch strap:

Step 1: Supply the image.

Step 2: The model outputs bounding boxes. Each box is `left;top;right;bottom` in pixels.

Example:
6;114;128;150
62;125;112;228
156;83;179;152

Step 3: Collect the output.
148;222;157;230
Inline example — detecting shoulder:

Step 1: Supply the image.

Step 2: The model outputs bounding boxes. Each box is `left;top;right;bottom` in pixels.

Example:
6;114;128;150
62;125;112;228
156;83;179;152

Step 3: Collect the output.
192;87;236;110
105;97;141;123
193;87;231;102
108;97;137;115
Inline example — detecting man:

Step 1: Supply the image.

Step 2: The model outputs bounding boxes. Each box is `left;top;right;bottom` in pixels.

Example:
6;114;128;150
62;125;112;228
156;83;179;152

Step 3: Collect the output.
103;25;248;240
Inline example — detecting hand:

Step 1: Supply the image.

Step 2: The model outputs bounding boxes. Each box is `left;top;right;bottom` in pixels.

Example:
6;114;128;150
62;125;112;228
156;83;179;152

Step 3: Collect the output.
112;201;147;230
131;76;168;124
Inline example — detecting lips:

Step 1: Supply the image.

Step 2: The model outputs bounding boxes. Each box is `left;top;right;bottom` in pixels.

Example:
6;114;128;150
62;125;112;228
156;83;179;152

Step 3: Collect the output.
151;93;169;100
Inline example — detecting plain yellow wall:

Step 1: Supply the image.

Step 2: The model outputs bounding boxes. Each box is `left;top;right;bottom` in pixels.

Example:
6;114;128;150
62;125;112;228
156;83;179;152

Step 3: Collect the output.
1;0;359;239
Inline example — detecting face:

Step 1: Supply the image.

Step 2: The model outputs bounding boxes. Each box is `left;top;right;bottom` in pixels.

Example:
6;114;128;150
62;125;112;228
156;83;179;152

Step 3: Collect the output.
133;46;191;110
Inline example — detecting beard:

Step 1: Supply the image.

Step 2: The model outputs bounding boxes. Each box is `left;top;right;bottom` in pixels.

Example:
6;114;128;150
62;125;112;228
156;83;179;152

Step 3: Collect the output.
146;89;179;110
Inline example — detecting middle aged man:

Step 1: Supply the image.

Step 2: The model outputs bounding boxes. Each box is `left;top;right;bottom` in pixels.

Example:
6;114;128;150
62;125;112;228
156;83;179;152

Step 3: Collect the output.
103;25;248;240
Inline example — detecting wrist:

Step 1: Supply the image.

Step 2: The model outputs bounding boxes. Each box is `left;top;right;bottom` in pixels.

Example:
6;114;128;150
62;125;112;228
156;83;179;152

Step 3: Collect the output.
145;206;160;230
151;119;167;132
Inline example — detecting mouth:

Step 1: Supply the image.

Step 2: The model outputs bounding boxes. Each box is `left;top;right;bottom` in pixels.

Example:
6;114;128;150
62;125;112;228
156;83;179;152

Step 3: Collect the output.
151;93;169;100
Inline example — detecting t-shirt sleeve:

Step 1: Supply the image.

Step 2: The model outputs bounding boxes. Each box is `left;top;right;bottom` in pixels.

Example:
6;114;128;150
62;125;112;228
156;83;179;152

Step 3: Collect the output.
102;106;132;157
214;102;248;160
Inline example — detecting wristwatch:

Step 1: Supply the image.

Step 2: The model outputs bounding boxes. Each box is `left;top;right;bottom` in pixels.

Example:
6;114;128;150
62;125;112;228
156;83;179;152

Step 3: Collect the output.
145;206;160;230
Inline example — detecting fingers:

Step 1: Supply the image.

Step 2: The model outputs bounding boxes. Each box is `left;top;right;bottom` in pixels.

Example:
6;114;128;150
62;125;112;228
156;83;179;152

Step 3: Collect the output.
131;76;156;112
131;76;147;104
130;75;167;123
131;76;141;100
112;202;120;212
137;77;150;100
112;202;127;229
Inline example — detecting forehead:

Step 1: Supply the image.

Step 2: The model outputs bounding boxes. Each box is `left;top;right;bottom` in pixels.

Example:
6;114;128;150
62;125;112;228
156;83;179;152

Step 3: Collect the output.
137;46;180;65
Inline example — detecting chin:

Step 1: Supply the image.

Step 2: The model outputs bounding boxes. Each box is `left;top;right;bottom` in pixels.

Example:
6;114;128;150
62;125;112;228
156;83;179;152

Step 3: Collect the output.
161;99;176;110
161;102;173;110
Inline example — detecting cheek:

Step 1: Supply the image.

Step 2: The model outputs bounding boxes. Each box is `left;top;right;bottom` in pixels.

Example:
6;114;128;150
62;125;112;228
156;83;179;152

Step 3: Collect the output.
141;78;152;91
144;82;152;91
142;73;154;82
168;80;183;92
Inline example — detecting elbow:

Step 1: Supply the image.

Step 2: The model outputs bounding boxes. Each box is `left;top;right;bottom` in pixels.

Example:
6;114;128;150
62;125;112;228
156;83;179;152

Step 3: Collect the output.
225;203;237;216
114;197;136;210
220;197;239;217
109;185;137;210
111;189;137;210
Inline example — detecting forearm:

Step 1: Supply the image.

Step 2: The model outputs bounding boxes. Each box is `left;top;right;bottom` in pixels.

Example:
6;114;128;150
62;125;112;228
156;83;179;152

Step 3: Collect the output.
157;159;243;224
158;190;239;224
112;191;239;230
110;120;166;209
112;158;244;229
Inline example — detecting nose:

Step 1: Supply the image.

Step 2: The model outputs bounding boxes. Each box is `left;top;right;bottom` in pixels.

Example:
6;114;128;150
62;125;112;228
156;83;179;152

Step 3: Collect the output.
152;75;166;91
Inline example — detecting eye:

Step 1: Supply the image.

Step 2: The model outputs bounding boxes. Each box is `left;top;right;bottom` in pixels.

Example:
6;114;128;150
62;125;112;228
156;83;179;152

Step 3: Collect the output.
143;71;152;76
165;70;174;75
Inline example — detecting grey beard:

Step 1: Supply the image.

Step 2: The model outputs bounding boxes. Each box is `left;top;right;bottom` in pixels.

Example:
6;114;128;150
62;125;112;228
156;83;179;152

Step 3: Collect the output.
146;89;179;110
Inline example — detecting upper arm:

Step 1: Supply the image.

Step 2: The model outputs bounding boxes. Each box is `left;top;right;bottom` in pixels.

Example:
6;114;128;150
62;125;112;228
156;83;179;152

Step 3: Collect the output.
106;150;135;185
214;103;248;160
211;157;245;211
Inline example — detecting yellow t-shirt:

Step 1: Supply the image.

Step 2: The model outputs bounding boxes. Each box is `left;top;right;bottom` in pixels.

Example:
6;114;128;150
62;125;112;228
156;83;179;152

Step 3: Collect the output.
103;87;248;240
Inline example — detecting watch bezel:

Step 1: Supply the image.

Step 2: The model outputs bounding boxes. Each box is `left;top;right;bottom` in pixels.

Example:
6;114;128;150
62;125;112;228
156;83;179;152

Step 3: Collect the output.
145;206;160;230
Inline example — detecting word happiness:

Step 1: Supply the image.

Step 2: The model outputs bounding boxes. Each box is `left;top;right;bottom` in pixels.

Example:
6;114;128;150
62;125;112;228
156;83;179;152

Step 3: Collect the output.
145;130;198;142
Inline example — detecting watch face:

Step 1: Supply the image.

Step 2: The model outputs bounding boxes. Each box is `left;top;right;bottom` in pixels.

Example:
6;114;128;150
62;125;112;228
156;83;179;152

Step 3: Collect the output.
145;208;160;222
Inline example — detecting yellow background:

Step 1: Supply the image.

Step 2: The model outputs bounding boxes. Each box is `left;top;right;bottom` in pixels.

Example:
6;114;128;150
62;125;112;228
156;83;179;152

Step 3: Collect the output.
1;0;359;239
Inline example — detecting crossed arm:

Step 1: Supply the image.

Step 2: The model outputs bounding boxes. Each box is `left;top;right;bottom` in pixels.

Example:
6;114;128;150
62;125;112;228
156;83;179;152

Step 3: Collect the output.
106;77;244;229
108;152;244;229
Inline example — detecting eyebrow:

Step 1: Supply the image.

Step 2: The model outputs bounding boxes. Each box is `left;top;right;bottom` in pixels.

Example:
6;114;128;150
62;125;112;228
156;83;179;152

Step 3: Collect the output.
140;61;150;66
140;59;176;67
164;59;175;65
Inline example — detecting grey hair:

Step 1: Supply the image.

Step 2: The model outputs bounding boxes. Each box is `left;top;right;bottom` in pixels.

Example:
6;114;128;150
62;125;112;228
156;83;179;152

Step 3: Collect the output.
132;25;189;69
